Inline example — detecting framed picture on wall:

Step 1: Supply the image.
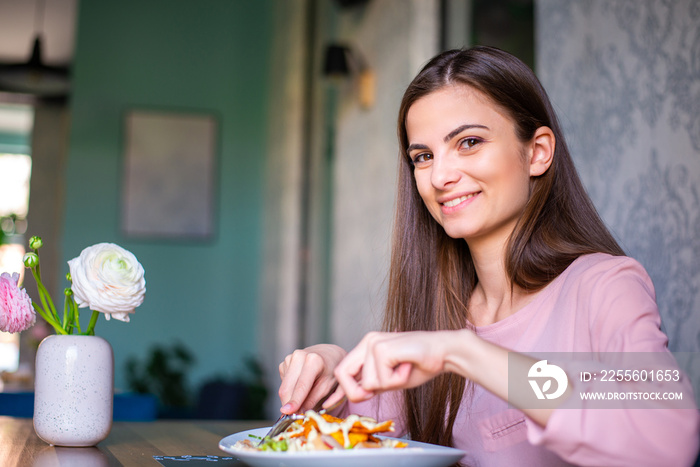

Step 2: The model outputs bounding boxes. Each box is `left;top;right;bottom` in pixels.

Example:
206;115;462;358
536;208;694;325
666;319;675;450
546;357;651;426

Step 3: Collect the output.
121;109;218;241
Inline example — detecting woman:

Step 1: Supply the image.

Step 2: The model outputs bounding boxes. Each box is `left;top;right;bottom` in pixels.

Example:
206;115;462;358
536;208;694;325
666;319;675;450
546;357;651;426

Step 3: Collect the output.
277;46;700;466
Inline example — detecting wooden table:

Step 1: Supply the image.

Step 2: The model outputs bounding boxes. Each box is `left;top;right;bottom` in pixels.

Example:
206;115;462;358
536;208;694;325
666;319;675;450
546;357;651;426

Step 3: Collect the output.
0;416;270;466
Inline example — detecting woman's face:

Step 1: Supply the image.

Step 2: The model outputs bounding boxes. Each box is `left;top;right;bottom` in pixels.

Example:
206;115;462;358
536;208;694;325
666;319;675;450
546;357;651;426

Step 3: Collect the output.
405;85;533;245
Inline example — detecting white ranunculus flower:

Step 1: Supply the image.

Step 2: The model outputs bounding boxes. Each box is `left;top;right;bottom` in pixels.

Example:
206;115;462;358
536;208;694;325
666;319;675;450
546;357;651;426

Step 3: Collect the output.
68;243;146;322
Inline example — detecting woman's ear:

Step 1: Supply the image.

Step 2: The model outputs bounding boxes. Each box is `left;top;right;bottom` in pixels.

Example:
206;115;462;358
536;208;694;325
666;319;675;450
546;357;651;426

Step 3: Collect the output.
529;126;555;176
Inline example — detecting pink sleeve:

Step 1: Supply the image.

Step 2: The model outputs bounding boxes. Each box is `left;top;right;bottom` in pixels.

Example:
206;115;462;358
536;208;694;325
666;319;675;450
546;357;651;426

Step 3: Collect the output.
526;257;700;466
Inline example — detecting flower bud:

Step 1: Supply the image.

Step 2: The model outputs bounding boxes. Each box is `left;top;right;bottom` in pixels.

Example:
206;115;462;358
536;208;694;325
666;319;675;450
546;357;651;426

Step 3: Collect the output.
64;288;73;297
29;236;43;250
23;252;39;268
66;272;72;282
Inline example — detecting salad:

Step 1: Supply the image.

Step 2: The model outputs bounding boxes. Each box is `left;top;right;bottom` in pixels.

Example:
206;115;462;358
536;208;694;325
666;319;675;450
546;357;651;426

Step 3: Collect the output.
234;410;408;452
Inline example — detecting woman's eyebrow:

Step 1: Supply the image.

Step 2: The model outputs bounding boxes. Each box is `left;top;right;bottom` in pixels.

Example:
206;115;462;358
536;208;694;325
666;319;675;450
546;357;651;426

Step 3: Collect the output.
406;124;488;154
444;124;488;143
406;143;429;154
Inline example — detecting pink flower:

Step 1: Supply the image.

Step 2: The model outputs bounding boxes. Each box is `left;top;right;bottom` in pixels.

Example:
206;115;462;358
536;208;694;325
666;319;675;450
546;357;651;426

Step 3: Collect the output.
0;272;36;333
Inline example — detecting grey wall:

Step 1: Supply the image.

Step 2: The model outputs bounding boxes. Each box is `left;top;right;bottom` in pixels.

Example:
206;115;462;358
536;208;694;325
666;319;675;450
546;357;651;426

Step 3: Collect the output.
258;0;440;416
536;0;700;352
259;0;309;413
329;0;440;350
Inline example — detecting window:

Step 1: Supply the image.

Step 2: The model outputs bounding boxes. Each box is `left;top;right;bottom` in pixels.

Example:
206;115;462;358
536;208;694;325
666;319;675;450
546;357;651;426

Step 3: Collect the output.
0;103;33;376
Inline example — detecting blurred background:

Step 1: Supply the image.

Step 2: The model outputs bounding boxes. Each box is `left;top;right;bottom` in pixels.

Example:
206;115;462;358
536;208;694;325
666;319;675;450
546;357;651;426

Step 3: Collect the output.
0;0;697;420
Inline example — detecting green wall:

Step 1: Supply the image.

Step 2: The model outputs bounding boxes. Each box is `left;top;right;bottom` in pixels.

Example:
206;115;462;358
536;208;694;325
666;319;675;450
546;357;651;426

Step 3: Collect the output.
63;0;273;396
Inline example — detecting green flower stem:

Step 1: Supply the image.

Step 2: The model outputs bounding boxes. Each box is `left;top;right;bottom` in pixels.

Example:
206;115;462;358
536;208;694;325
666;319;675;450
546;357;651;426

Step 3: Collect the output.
27;260;71;335
38;282;60;323
28;252;53;318
36;282;60;326
63;296;75;334
70;297;82;334
31;270;53;320
84;310;100;336
62;295;69;332
31;301;66;334
30;254;58;320
30;268;60;324
33;251;41;280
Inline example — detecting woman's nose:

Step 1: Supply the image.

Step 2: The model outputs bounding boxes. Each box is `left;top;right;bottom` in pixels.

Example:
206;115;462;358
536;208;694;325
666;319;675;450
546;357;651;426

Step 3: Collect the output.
430;153;461;189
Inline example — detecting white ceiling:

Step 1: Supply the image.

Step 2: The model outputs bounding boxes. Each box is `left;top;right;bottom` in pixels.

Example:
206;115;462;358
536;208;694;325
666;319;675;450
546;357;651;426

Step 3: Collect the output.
0;0;77;65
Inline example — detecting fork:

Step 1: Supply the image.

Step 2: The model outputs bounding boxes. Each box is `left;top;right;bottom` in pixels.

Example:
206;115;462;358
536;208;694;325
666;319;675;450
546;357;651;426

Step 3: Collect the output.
257;397;345;446
256;413;305;446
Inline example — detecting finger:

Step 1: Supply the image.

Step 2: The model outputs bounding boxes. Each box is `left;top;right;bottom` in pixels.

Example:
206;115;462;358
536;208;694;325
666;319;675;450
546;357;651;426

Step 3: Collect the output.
373;332;442;390
298;379;337;413
385;361;413;387
372;337;413;389
333;361;362;401
282;351;330;414
278;352;305;406
278;354;293;379
322;385;347;411
278;351;320;413
335;342;374;402
343;380;374;402
359;342;381;392
364;332;400;391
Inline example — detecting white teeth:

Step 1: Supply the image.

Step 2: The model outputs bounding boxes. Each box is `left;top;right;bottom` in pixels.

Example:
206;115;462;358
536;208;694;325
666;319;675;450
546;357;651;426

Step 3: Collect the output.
443;193;475;207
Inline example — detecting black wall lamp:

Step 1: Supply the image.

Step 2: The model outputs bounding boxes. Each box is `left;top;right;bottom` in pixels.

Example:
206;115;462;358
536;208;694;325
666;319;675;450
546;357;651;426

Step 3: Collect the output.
0;0;71;99
323;43;375;110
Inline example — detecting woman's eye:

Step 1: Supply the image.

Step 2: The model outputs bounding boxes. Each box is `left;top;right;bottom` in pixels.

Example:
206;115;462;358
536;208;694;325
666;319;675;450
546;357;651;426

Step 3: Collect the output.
412;153;432;165
460;137;481;149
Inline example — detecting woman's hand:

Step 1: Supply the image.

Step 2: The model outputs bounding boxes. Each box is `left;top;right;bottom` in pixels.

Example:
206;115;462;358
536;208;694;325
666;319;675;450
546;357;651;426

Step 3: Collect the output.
333;331;459;402
278;344;347;414
333;329;558;427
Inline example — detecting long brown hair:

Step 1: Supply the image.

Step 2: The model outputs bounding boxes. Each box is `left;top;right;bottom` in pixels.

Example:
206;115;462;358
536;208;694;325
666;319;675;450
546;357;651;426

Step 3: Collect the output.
384;46;624;447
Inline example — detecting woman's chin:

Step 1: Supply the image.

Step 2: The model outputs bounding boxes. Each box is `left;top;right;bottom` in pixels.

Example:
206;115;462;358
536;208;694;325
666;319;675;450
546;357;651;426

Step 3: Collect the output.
442;226;473;240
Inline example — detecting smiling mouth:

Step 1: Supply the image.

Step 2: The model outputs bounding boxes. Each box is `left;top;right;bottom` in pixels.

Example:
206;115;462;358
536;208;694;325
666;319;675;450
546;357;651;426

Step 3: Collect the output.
442;193;477;207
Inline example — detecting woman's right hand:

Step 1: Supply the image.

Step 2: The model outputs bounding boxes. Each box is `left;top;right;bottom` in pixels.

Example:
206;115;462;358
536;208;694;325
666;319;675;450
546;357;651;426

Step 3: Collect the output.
278;344;347;415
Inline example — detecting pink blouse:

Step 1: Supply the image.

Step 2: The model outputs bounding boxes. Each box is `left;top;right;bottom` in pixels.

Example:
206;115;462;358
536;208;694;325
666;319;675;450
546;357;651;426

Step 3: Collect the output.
348;253;700;466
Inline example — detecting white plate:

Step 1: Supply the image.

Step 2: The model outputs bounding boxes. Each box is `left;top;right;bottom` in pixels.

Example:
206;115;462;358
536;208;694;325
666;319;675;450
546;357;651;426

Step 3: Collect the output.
219;427;465;467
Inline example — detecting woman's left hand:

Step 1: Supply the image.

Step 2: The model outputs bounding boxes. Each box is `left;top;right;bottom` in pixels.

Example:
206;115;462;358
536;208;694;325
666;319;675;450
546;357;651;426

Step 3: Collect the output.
333;330;457;402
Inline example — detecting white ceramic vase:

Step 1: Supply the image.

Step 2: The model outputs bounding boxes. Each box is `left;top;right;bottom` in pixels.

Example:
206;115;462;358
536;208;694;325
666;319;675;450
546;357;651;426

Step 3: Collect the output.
33;335;114;447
